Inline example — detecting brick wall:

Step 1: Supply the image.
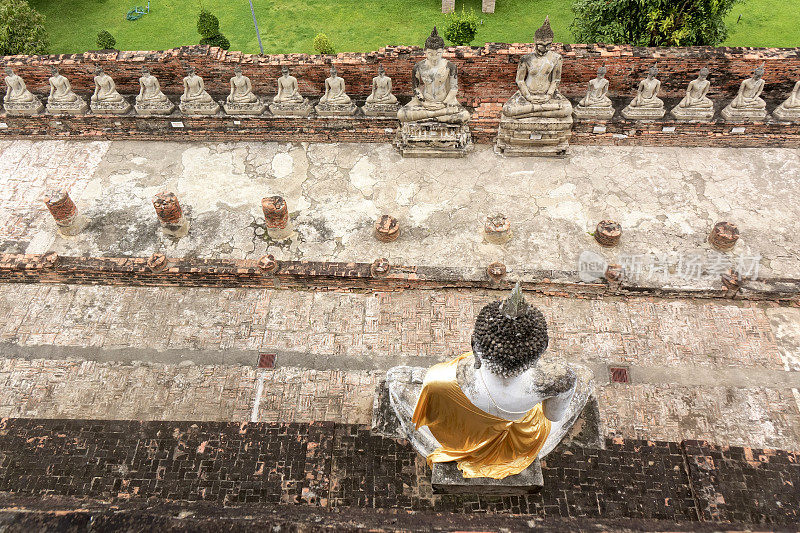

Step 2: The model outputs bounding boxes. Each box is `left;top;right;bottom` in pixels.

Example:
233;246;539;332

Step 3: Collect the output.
0;419;797;526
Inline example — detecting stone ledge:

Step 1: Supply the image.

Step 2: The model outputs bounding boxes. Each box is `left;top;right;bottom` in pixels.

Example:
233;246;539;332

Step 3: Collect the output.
1;252;799;303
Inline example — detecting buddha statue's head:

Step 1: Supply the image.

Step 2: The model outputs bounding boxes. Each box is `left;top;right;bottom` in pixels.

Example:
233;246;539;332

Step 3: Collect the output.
698;67;709;80
281;65;289;76
50;66;59;76
647;64;658;79
597;65;607;79
141;66;150;76
471;283;549;378
329;64;338;78
424;26;445;63
5;66;13;76
753;64;764;80
95;65;104;75
378;64;385;76
534;16;554;56
186;65;196;76
234;64;243;76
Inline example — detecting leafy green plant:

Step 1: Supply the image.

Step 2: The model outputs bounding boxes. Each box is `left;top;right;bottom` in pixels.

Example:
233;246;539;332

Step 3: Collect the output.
312;32;335;54
196;9;229;49
0;0;48;55
571;0;741;46
443;7;479;46
96;29;116;50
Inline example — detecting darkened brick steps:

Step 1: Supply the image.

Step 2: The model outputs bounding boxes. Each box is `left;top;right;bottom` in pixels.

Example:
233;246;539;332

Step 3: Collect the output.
0;419;796;531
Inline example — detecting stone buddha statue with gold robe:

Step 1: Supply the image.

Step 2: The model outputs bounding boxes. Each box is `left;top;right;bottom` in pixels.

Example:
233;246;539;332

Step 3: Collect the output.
382;284;594;483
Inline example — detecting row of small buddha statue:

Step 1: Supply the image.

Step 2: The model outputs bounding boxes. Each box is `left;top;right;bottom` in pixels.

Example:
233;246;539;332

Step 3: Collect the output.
1;63;401;118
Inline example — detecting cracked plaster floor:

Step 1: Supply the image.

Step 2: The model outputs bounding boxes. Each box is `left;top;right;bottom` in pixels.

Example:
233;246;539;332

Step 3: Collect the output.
1;140;798;282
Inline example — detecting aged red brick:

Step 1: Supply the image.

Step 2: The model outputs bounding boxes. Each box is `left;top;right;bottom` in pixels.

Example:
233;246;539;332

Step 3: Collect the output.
257;254;278;274
374;215;399;242
722;269;741;293
709;222;739;251
152;192;183;224
262;196;288;230
605;263;623;282
43;190;77;226
595;220;622;247
370;258;390;277
146;253;167;272
487;261;507;282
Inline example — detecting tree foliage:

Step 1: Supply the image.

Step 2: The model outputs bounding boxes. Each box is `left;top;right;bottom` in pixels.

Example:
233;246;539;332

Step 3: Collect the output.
312;33;335;55
0;0;48;55
197;9;229;49
96;30;116;50
443;7;479;46
571;0;741;46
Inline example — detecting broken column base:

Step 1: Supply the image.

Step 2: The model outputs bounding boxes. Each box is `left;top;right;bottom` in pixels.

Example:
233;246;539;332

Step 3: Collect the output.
55;214;90;236
495;115;573;157
394;121;472;158
160;217;190;238
267;224;293;241
432;459;543;495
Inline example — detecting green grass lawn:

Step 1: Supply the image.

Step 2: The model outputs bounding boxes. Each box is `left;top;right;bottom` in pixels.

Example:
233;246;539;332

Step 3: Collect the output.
29;0;800;55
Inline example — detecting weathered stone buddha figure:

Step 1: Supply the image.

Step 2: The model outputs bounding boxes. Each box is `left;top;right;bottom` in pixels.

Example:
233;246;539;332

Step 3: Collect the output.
397;27;470;124
363;64;399;117
224;64;265;115
385;284;593;482
135;66;175;116
3;67;43;115
496;16;573;156
774;79;800;122
90;65;131;114
46;66;87;115
269;66;312;117
573;65;614;120
502;17;572;120
316;65;356;116
722;64;769;121
621;65;665;119
671;67;714;121
179;65;219;115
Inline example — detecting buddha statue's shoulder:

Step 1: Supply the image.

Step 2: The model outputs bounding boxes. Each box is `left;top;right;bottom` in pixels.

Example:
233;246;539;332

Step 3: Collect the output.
531;360;576;397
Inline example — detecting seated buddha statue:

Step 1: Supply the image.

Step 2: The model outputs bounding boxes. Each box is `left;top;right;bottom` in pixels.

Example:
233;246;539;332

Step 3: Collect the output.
179;65;219;115
90;65;131;114
363;64;399;117
621;65;665;120
385;283;594;480
502;16;572;121
573;65;614;120
224;64;265;115
3;67;43;115
269;66;312;117
671;67;714;121
397;27;470;124
774;79;800;122
722;64;769;121
46;66;87;115
315;65;356;116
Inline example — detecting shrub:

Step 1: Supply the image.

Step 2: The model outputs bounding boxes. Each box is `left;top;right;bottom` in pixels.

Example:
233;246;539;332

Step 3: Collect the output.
0;0;49;55
443;7;479;46
96;30;116;50
197;9;220;38
571;0;741;46
312;33;335;55
196;9;229;50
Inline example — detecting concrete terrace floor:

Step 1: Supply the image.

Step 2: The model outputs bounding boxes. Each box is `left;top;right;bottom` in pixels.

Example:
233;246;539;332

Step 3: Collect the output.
0;140;799;454
1;141;799;284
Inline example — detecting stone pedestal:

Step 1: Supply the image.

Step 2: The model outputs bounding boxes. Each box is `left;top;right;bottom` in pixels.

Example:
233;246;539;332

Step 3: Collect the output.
670;105;714;122
432;459;542;495
395;121;472;158
721;104;768;122
3;98;44;116
362;102;399;118
315;102;357;117
224;100;266;115
572;104;614;121
179;100;220;116
135;99;175;116
46;98;88;116
269;99;313;117
91;98;132;115
495;115;573;157
621;105;665;120
773;104;800;123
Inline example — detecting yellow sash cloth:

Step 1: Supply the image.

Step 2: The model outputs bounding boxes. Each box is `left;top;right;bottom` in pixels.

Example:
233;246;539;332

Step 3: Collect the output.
412;352;551;479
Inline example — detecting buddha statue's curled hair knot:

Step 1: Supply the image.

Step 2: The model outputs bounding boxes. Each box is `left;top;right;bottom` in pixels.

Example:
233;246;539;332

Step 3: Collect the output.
425;26;445;50
534;15;554;44
471;283;549;378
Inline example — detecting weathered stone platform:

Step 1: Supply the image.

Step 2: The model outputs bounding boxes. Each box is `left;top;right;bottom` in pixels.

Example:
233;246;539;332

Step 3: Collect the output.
495;115;573;157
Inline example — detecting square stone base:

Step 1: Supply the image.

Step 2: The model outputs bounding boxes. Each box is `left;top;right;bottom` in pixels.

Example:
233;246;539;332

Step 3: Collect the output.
179;101;220;116
670;105;714;122
362;102;399;118
315;102;357;117
90;99;132;115
721;105;769;122
3;100;44;116
572;105;614;121
432;459;543;495
269;100;313;118
495;115;573;157
134;100;175;116
394;121;472;158
621;105;665;121
773;105;800;123
223;100;266;115
46;100;88;115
